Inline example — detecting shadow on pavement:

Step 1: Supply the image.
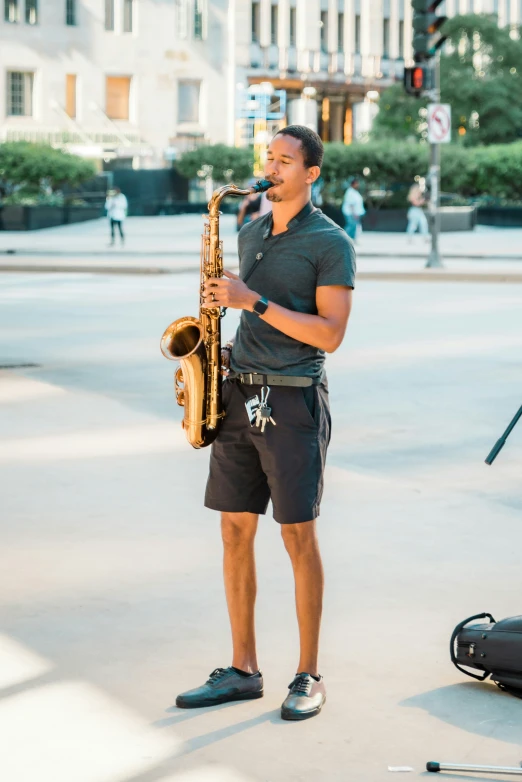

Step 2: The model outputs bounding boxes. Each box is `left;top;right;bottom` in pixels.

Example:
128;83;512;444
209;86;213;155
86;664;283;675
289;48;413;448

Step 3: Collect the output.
401;681;522;746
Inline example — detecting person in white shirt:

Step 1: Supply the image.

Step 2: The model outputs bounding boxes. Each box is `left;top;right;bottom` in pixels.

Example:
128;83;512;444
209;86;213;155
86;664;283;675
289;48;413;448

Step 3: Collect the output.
341;178;365;243
104;187;128;246
406;183;429;242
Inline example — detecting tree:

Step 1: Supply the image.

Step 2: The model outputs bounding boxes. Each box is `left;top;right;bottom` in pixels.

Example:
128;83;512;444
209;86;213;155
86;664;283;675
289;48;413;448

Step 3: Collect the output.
0;142;96;200
371;84;427;143
174;144;254;183
372;13;522;146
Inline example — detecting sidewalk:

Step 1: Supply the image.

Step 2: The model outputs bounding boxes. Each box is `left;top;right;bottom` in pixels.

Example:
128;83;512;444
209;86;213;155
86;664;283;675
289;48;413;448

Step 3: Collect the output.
2;215;522;282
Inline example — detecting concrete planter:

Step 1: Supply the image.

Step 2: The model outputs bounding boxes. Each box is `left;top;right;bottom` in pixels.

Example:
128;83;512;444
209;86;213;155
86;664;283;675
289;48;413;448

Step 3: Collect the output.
477;207;522;227
0;205;103;231
322;204;476;232
127;201;238;217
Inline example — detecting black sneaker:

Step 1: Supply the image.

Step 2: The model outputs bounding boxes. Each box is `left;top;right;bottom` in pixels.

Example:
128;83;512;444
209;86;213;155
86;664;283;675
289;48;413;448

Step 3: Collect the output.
176;667;263;709
281;673;326;720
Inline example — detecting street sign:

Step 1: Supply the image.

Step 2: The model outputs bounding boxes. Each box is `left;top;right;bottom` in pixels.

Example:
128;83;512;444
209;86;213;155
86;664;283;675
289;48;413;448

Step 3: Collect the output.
427;103;451;143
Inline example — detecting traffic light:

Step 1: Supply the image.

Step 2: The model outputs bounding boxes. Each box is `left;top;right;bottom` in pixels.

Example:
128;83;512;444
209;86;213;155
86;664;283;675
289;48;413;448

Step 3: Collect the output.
412;0;447;62
404;64;434;96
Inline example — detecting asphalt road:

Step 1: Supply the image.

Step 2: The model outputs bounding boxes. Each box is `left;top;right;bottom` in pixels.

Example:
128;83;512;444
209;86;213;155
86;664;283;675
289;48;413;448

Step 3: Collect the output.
1;271;521;782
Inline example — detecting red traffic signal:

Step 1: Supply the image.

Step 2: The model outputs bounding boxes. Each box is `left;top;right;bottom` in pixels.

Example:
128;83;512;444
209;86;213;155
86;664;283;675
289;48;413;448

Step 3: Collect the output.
404;65;434;96
412;66;424;90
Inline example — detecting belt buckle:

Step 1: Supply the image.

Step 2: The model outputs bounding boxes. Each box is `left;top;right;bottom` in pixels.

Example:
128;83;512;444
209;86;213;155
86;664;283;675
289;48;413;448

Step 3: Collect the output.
241;373;253;384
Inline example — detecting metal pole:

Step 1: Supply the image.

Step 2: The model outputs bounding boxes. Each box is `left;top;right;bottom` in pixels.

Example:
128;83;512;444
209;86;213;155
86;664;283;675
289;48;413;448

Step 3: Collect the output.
485;404;522;465
426;53;443;268
427;761;522;775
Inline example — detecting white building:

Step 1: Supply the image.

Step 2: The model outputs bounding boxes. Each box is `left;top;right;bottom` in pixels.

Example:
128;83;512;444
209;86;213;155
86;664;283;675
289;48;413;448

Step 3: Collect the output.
0;0;232;167
0;0;519;168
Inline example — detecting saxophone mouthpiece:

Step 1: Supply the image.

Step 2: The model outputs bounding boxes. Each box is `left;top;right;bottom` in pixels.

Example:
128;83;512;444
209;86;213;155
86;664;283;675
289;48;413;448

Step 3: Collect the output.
251;179;273;194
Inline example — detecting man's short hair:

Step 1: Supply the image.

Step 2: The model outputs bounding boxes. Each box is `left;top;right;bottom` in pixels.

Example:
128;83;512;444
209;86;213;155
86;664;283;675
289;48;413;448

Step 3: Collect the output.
274;125;324;169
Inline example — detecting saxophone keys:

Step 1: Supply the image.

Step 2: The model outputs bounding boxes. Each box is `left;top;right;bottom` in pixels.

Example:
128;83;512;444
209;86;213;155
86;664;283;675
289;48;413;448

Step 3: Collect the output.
175;367;185;407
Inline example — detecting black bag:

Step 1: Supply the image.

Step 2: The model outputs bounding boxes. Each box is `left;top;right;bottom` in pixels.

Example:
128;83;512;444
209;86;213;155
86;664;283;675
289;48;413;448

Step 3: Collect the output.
451;612;522;698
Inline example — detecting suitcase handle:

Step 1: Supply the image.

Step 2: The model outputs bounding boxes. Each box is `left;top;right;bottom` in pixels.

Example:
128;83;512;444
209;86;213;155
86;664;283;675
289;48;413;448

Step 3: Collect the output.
450;612;496;681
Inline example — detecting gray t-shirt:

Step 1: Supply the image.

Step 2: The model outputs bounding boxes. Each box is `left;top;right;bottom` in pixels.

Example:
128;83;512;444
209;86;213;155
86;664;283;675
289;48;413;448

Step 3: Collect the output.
230;202;356;380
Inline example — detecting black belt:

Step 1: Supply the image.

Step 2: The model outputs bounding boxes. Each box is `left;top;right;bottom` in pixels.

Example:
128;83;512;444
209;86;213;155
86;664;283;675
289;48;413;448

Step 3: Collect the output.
231;372;319;387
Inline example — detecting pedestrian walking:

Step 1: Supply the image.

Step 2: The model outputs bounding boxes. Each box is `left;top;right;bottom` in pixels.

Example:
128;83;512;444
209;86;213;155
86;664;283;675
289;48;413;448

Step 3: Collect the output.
104;187;128;246
311;175;324;207
341;178;365;243
406;182;429;241
257;190;272;217
236;190;262;230
176;125;356;721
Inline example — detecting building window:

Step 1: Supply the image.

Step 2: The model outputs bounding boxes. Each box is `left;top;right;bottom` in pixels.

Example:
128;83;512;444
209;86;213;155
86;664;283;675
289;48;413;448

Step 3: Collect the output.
4;0;19;22
123;0;132;31
251;1;260;43
194;0;205;38
383;18;390;57
25;0;37;24
176;0;188;38
338;12;344;51
178;80;200;123
355;14;361;54
66;0;76;24
7;71;33;116
270;4;278;44
289;6;296;45
320;11;328;52
106;76;131;119
66;74;76;117
399;20;404;58
105;0;114;30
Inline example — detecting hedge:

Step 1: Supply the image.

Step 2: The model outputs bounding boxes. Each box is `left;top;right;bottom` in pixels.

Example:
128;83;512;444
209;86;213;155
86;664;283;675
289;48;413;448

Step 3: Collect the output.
174;144;254;184
0;142;96;201
176;139;522;207
321;140;522;207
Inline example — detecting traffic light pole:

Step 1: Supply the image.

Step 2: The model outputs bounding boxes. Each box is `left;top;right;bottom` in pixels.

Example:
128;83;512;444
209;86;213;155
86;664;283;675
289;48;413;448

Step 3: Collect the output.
426;54;443;268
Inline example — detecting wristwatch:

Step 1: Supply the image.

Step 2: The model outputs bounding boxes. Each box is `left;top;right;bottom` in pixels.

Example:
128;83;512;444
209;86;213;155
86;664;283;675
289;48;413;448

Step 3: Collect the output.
252;296;269;316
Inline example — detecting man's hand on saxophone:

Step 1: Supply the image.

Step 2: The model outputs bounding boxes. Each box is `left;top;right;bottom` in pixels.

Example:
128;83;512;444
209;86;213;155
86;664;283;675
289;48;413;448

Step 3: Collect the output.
202;270;259;312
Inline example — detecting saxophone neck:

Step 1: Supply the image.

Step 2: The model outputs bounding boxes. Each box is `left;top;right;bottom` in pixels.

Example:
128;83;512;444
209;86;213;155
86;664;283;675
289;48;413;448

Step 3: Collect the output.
208;184;249;217
207;179;273;216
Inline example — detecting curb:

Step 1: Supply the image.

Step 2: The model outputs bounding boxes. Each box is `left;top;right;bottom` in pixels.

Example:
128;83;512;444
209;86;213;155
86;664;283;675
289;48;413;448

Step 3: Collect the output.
2;249;522;262
357;271;522;283
2;263;522;283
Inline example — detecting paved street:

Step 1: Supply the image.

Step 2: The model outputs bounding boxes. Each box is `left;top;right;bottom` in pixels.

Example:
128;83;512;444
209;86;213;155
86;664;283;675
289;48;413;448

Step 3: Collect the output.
2;216;522;282
1;270;522;782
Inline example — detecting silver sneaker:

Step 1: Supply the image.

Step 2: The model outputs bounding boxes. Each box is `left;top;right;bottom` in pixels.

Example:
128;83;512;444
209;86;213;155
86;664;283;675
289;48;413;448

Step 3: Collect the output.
281;673;326;720
176;667;263;709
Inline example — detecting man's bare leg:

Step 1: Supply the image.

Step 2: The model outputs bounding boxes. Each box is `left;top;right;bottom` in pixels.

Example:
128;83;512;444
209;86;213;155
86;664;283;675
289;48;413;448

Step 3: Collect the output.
281;519;324;676
221;511;259;674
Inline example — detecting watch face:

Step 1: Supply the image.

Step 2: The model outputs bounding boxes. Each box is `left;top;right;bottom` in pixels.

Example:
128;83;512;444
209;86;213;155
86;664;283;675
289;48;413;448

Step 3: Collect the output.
254;297;268;315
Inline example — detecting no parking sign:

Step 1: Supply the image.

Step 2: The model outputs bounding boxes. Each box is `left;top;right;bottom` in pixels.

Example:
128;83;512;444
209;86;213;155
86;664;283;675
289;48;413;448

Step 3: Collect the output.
427;104;452;144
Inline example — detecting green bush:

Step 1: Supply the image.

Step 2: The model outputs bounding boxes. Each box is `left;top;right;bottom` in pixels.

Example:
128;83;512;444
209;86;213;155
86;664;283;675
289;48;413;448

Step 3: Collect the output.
0;142;96;200
2;190;64;206
174;144;254;183
441;142;522;203
321;140;522;207
322;141;429;207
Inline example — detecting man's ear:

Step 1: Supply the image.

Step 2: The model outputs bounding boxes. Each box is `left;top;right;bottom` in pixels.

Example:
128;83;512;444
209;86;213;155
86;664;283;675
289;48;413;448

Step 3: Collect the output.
305;166;321;185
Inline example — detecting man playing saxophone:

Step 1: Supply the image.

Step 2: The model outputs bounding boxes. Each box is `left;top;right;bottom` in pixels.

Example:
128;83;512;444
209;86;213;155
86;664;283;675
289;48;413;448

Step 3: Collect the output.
176;125;356;721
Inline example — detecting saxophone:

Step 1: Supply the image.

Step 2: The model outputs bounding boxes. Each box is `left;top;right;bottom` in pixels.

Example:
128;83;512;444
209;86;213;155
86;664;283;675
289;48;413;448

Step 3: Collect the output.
160;178;272;449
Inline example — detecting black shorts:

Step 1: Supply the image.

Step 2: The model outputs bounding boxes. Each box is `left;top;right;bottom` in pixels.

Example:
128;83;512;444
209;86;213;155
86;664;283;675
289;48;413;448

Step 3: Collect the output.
204;378;331;524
